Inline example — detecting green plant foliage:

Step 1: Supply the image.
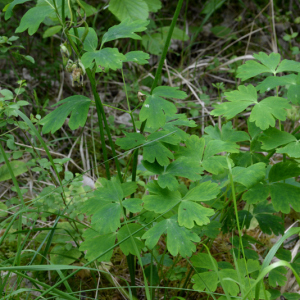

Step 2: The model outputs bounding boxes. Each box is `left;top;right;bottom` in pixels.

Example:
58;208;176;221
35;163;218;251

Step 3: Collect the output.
139;86;186;131
268;266;287;287
250;97;290;130
101;18;149;46
142;26;189;55
15;0;53;35
211;85;291;130
269;161;300;182
240;201;284;235
50;244;81;265
115;132;146;150
5;1;300;297
123;198;143;213
0;160;28;181
144;0;161;12
40;95;91;134
259;127;296;150
109;0;149;21
70;27;98;52
117;223;145;256
4;0;31;20
81;48;125;72
158;157;203;190
124;51;150;64
80;180;125;234
79;230;116;262
142;216;200;257
232;162;266;188
237;52;281;81
43;25;62;38
256;74;297;93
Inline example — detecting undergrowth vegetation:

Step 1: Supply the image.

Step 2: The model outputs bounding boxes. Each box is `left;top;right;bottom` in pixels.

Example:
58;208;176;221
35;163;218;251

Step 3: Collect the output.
1;0;300;299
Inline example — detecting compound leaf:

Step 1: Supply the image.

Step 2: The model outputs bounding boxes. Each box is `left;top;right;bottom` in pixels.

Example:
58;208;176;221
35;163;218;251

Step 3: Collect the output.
94;179;123;202
237;60;272;81
211;85;257;119
122;182;138;198
270;183;300;213
253;52;281;73
15;0;53;35
163;156;203;181
143;181;181;213
117;223;145;256
140;95;177;131
211;101;252;120
276;141;300;158
242;183;269;204
41;95;91;134
232;163;266;188
202;156;228;174
191;271;218;292
43;25;62;38
143;141;174;166
256;74;297;93
123;198;143;213
81;48;125;71
70;27;98;52
276;59;300;73
259;127;296;150
142;217;200;257
140;86;185;131
205;122;250;143
115;132;146;150
177;125;247;174
197;221;221;239
183;181;220;202
80;229;115;262
123;51;150;64
220;269;239;296
287;84;300;104
158;173;179;191
144;0;161;12
0;160;28;181
91;203;122;234
178;201;214;229
109;0;149;21
102;18;149;45
236;53;278;81
141;160;164;174
4;0;32;20
176;135;205;162
225;84;258;102
268;267;287;287
81;180;124;234
152;86;187;99
269;161;300;182
50;244;81;265
255;213;284;235
249;97;291;130
253;201;284;235
190;253;217;270
204;140;240;156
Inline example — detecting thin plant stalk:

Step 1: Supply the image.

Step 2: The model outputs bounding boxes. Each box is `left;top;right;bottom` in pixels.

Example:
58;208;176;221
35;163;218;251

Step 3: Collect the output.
131;0;185;184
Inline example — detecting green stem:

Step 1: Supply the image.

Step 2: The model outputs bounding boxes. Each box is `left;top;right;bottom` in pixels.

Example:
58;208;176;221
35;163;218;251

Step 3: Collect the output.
65;29;123;181
226;156;251;298
87;69;111;179
131;0;185;184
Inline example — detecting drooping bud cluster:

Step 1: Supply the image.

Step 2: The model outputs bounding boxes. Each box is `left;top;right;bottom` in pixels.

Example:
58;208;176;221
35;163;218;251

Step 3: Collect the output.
60;41;86;87
65;59;86;87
